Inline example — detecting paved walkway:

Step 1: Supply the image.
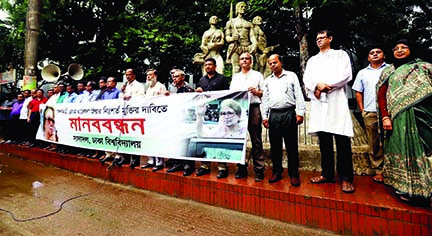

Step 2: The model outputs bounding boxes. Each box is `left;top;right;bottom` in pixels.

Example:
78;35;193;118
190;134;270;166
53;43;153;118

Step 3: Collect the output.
0;153;336;236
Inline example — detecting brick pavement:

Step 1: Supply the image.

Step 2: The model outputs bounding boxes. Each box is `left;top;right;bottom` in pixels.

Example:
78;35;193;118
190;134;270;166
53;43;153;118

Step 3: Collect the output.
0;153;336;236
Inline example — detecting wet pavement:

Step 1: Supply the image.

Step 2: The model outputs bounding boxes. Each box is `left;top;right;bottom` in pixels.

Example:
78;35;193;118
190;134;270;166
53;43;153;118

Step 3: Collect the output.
0;153;337;236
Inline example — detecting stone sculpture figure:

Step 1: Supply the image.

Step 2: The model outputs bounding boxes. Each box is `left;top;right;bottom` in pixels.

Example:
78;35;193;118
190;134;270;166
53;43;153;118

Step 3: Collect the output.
225;2;257;75
193;16;225;75
252;16;278;78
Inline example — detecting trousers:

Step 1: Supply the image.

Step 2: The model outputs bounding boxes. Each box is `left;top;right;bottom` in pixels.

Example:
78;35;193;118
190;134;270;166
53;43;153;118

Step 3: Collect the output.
237;105;265;173
317;132;354;182
268;107;299;178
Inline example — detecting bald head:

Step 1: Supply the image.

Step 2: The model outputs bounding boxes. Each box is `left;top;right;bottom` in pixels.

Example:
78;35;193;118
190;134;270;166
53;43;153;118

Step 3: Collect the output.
268;54;283;76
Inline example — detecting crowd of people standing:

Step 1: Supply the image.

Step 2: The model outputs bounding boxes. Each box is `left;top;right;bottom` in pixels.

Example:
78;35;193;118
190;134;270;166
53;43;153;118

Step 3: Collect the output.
0;29;430;207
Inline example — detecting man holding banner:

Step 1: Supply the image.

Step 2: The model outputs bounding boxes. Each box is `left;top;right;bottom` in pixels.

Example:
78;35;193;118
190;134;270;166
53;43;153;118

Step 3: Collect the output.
166;69;195;176
27;89;48;148
195;57;230;178
99;77;122;164
121;68;145;169
230;52;265;182
141;69;167;172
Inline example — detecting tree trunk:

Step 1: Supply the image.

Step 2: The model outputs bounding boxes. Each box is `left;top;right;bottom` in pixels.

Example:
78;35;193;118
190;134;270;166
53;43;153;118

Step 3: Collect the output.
294;4;309;79
24;0;41;76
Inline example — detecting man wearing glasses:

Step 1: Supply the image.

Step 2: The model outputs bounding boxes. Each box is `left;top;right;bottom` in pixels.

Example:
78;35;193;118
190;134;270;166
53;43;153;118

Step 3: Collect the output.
262;54;305;186
303;29;355;193
230;52;265;182
352;46;387;184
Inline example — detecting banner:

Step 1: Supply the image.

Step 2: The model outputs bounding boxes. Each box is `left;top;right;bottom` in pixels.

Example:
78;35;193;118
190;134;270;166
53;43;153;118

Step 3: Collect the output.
22;75;37;90
37;90;250;164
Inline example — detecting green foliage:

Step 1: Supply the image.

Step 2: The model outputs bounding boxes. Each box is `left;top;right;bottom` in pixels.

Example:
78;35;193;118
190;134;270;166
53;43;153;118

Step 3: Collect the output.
0;0;27;74
0;0;431;83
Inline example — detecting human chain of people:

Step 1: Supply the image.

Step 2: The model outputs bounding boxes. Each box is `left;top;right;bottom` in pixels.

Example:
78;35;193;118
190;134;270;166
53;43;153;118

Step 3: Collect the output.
0;27;430;207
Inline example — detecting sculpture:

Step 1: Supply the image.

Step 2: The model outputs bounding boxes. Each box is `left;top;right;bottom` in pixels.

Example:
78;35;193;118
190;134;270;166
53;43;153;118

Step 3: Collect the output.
225;2;257;75
193;16;225;75
252;16;278;78
193;2;280;78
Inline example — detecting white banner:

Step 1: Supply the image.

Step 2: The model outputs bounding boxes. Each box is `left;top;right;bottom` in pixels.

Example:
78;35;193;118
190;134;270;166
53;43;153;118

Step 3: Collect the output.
37;90;250;164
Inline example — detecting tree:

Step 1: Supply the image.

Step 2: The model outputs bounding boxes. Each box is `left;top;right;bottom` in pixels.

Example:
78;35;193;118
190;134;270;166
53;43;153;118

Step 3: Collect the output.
0;0;27;75
24;0;41;76
0;0;431;85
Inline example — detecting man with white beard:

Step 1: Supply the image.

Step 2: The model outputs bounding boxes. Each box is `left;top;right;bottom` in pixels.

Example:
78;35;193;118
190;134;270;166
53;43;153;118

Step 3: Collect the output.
140;69;167;171
118;68;146;169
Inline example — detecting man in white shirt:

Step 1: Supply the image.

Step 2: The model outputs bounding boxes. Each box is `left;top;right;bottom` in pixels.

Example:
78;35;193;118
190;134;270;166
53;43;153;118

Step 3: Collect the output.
46;84;60;106
19;89;33;145
114;69;145;169
352;46;387;183
145;69;166;97
120;68;145;101
230;52;265;182
303;29;355;193
141;69;167;171
262;54;305;186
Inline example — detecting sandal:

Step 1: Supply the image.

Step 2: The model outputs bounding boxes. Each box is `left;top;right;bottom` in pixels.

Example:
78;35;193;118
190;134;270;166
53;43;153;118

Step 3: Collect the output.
341;181;355;193
373;174;384;184
310;176;335;184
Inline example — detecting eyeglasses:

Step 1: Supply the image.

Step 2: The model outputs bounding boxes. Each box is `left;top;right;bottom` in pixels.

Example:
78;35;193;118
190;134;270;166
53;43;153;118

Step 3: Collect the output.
316;36;328;41
45;117;55;123
220;111;236;117
240;57;251;60
392;46;409;52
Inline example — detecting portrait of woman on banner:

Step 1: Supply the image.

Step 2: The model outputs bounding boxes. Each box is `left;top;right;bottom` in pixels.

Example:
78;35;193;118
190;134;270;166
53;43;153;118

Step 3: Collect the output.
42;106;58;142
196;98;247;139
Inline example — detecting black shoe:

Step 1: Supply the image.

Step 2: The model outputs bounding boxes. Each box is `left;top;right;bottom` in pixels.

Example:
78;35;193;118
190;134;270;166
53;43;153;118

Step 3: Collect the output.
112;157;121;166
129;159;140;169
268;174;282;183
255;171;264;182
165;159;175;168
291;177;301;187
86;152;95;158
56;148;65;153
196;167;210;176
235;168;248;179
217;169;228;179
167;164;184;173
21;141;31;146
114;157;130;167
141;163;155;169
100;156;114;164
152;165;164;172
27;143;36;148
183;168;195;176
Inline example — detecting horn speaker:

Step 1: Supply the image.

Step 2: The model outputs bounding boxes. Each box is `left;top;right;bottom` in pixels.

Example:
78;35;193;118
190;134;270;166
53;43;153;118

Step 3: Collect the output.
41;64;61;82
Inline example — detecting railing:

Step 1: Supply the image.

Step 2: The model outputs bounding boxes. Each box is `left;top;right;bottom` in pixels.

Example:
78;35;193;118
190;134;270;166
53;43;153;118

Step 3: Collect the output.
261;102;368;147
